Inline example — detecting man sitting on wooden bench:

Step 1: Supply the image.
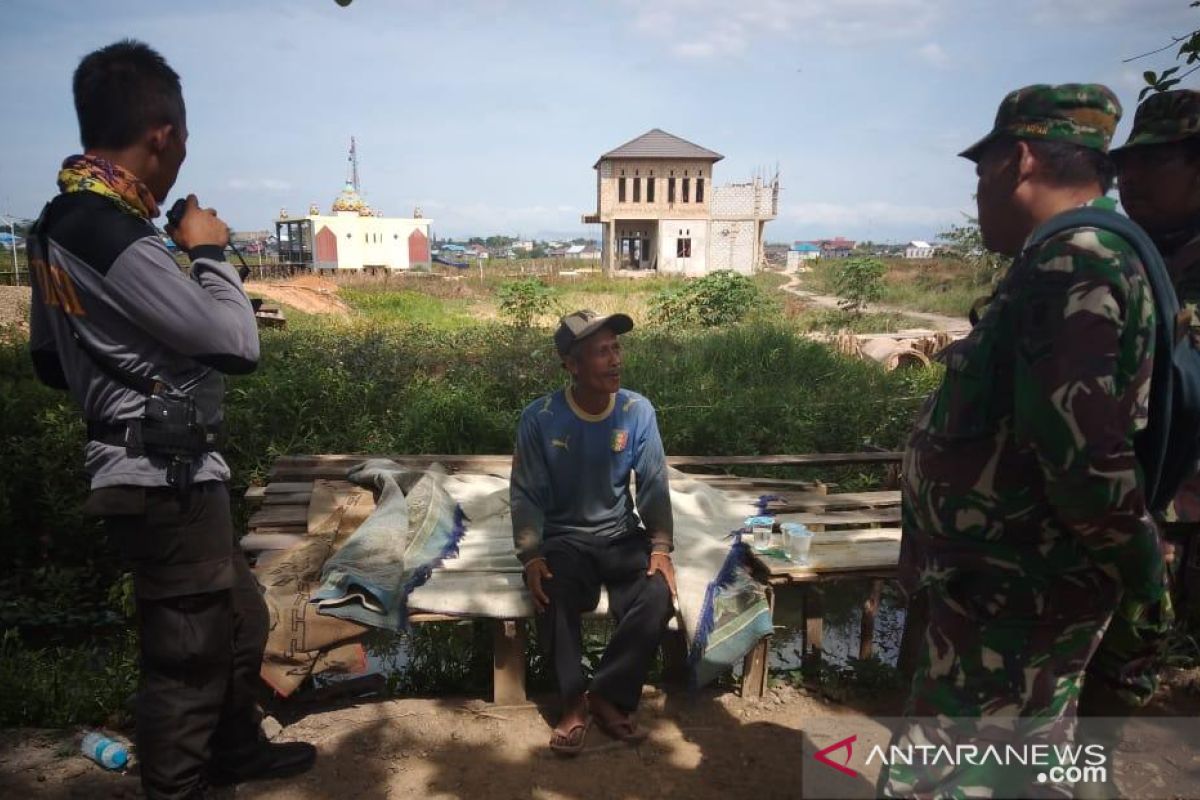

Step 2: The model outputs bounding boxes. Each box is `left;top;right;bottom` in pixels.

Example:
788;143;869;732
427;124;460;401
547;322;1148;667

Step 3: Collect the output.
511;309;676;756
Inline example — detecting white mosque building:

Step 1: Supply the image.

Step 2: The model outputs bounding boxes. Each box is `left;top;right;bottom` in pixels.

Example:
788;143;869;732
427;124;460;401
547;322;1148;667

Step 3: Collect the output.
275;138;433;272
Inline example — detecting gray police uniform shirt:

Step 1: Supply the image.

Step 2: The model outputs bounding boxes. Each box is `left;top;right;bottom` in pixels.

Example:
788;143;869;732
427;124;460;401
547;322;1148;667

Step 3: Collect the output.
28;191;259;489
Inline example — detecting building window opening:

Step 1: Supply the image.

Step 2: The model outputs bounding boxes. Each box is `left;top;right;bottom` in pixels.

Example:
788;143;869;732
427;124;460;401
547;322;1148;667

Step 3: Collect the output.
647;177;655;203
668;177;676;203
682;178;690;203
619;177;626;203
633;177;641;203
677;237;692;258
697;178;704;203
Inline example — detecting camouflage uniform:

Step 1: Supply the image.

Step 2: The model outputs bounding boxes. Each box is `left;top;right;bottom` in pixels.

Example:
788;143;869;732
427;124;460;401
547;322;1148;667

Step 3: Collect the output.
883;85;1167;799
1078;91;1200;720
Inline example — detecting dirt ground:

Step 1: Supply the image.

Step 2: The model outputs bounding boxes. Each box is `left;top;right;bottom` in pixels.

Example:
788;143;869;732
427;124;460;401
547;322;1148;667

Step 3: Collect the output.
244;275;351;317
0;684;889;800
0;285;31;332
6;677;1200;800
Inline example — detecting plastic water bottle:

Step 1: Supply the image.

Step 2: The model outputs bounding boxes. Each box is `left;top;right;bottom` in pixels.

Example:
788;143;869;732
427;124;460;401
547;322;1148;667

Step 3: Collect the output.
81;732;129;770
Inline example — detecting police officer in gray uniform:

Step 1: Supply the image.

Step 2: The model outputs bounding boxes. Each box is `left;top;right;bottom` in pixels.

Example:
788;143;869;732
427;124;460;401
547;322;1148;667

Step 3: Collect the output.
28;40;314;799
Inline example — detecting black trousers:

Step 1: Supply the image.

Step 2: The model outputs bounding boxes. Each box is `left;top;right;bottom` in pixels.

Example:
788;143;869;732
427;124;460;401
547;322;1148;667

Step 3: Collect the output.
537;532;672;714
90;481;269;800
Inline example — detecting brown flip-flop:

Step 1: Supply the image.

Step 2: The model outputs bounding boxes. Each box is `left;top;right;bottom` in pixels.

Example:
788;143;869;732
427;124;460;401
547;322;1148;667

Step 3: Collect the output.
594;715;648;744
548;716;591;756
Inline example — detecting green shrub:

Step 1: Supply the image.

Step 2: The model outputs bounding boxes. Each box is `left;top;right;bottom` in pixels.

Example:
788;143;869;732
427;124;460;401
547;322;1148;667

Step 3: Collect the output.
0;628;138;727
496;278;554;328
833;257;886;314
647;270;763;328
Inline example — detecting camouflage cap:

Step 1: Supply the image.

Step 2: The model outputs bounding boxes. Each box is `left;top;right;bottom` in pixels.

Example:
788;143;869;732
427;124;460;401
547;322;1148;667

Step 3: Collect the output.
959;83;1122;162
1112;89;1200;153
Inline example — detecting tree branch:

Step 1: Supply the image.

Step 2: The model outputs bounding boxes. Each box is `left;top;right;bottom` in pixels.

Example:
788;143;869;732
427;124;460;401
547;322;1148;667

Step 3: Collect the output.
1124;31;1198;63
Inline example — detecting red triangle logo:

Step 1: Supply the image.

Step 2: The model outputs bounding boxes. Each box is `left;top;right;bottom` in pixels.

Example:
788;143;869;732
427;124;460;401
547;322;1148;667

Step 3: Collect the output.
813;734;858;778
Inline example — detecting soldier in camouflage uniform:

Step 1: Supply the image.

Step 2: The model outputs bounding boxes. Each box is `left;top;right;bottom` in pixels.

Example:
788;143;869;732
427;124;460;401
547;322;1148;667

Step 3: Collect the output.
881;85;1168;799
1116;89;1200;520
1069;91;1200;739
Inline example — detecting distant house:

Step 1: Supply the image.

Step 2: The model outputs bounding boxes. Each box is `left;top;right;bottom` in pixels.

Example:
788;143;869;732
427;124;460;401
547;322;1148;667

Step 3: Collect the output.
466;243;490;259
786;242;821;269
582;128;778;275
904;240;935;259
565;244;601;261
819;237;856;259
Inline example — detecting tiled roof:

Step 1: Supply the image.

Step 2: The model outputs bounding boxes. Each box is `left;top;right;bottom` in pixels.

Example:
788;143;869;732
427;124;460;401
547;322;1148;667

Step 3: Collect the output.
595;129;724;167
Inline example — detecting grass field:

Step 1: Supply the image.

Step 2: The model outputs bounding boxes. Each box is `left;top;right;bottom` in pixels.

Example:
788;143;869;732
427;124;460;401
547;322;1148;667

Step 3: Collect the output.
798;257;989;318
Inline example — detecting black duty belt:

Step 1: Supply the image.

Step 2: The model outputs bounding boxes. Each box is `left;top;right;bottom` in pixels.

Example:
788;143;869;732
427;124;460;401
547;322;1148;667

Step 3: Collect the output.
86;419;224;453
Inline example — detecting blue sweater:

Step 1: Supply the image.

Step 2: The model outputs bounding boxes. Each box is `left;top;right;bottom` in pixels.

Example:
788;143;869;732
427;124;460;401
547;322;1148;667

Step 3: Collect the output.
510;387;673;564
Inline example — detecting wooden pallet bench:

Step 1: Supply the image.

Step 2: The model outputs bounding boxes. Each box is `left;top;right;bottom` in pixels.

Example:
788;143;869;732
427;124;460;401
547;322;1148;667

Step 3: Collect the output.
242;452;903;702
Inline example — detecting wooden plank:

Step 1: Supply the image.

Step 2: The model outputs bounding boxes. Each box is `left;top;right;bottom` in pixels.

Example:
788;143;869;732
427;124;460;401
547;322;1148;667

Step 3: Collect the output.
757;540;901;580
268;452;902;482
806;527;900;545
248;525;306;536
273;452;901;468
248;504;308;528
741;640;769;698
492;619;527;705
723;490;900;513
264;492;312;506
779;508;901;527
240;532;307;552
266;482;317;495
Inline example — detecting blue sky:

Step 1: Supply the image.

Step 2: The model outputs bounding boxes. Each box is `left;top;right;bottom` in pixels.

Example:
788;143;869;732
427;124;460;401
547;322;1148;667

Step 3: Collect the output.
0;0;1194;243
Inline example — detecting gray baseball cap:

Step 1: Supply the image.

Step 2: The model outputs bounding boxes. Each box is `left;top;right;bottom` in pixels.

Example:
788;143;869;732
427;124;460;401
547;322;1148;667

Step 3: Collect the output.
554;309;634;357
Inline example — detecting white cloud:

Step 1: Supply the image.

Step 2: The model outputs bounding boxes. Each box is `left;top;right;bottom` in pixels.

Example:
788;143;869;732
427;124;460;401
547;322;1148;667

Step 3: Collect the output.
621;0;949;60
916;42;950;68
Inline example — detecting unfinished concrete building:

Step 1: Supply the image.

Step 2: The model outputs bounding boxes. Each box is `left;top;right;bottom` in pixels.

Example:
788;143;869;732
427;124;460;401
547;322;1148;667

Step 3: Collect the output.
582;129;778;275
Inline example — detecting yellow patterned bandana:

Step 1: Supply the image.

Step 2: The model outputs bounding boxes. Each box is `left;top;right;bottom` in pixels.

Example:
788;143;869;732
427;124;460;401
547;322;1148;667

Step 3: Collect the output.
56;154;160;220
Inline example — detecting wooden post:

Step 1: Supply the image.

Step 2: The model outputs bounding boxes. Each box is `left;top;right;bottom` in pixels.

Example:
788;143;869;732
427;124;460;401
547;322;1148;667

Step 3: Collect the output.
741;586;774;698
859;579;883;661
803;585;823;668
492;619;527;706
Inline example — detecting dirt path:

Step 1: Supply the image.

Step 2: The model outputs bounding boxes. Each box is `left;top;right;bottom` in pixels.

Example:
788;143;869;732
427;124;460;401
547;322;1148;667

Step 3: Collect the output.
244;275;351;317
0;685;892;800
777;267;970;334
7;680;1200;799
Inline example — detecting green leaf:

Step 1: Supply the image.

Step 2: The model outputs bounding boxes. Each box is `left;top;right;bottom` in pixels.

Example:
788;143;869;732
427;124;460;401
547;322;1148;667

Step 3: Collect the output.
1144;70;1158;84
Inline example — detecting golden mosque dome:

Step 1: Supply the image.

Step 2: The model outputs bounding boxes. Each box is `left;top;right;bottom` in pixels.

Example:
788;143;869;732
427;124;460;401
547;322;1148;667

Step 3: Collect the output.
331;181;365;214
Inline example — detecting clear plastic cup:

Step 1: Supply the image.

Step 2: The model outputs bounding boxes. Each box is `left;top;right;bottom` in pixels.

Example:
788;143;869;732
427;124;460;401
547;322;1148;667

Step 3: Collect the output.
745;516;775;551
782;522;813;564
